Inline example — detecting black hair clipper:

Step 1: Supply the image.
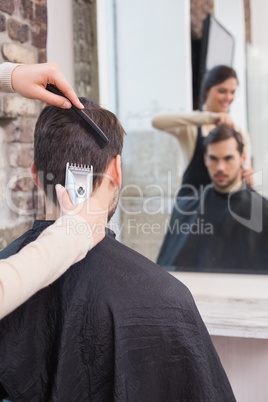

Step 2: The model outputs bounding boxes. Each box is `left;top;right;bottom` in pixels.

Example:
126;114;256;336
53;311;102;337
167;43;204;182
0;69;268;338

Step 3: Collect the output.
65;163;93;205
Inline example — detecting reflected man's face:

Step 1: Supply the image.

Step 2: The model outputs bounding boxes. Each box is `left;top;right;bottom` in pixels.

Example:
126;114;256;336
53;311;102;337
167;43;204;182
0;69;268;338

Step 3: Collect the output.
204;137;246;193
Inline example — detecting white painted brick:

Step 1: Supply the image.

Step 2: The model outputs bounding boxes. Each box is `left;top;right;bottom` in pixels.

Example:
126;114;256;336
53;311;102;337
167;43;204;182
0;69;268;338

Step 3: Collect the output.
2;42;37;64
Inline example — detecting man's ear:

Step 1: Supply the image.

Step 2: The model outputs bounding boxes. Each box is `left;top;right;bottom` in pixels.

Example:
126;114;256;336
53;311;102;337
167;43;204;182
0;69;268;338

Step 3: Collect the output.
31;161;43;189
106;155;122;187
241;152;246;167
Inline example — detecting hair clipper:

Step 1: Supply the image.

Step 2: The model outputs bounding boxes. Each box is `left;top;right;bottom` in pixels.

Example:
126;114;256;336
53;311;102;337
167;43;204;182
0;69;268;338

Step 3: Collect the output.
65;163;93;205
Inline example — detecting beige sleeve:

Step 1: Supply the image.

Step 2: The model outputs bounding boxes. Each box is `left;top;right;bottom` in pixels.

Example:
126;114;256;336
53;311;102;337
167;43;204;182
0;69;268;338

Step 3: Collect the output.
0;62;20;93
152;111;252;168
152;110;219;138
0;214;93;320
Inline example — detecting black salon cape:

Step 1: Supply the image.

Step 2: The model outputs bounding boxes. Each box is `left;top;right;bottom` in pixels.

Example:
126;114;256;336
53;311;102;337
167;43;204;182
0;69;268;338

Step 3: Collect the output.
158;184;268;273
0;221;235;401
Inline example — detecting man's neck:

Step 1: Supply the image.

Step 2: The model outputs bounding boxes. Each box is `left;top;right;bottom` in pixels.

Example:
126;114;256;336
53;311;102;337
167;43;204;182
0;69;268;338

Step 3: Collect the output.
213;180;244;194
44;185;111;221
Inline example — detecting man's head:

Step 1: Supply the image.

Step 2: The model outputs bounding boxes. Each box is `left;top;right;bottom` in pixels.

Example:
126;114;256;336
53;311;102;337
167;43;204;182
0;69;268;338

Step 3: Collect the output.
31;98;125;219
204;125;246;193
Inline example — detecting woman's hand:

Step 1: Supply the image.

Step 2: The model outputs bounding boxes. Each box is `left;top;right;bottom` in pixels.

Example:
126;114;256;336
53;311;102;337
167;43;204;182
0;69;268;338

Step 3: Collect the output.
215;113;235;128
11;62;84;109
56;184;107;248
242;167;254;186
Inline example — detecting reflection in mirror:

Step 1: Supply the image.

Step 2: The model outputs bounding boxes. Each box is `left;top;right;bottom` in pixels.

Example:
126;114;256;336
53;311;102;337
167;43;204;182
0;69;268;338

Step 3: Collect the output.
157;125;268;274
104;1;268;274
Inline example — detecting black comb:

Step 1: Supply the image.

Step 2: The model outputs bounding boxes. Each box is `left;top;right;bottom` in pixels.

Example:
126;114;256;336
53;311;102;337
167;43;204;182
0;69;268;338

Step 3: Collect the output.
46;84;109;148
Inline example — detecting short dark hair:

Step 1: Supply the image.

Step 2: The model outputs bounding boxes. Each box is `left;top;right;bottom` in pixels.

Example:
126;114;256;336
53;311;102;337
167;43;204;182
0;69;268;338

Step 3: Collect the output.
34;98;126;203
203;124;244;154
200;65;238;107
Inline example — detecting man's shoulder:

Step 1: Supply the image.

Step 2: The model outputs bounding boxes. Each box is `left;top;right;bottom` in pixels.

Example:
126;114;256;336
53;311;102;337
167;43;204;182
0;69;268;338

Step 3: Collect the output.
84;231;193;298
209;185;268;205
0;229;33;259
0;220;53;259
238;185;268;207
92;230;160;269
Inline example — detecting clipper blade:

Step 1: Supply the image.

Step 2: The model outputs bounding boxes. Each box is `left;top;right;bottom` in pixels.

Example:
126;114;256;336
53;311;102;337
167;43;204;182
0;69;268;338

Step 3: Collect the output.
65;162;93;205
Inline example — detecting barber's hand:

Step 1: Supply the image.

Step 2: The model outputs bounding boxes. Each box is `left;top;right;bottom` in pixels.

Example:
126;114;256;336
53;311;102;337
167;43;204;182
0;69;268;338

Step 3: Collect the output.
215;113;235;128
11;63;84;110
55;184;107;248
242;167;254;186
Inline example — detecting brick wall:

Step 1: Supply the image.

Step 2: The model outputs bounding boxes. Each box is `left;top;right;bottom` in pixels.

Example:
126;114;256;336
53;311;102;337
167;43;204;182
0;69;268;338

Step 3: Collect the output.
0;0;47;249
190;0;214;40
0;0;99;249
190;0;251;43
190;0;251;108
72;0;99;102
190;0;214;108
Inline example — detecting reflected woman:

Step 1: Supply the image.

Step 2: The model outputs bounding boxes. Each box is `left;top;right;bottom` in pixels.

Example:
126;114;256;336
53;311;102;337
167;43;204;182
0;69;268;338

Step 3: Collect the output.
152;65;252;267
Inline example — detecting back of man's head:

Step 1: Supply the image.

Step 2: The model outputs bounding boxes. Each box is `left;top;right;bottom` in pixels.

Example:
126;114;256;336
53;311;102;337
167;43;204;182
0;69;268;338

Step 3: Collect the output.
203;124;244;154
34;98;125;203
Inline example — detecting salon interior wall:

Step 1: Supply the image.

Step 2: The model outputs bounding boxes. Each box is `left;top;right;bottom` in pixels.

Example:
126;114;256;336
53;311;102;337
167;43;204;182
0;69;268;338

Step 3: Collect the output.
96;0;122;236
109;0;192;260
214;0;268;196
214;0;247;131
247;0;268;197
46;0;74;87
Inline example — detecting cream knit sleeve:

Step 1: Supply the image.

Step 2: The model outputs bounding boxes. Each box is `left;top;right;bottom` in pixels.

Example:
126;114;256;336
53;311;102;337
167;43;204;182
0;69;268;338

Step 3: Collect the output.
152;110;220;129
152;111;252;167
0;62;20;93
152;111;219;138
0;214;93;320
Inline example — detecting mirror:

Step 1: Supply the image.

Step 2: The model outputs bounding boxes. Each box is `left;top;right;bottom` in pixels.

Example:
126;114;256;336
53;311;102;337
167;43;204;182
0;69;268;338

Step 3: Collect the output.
98;0;268;274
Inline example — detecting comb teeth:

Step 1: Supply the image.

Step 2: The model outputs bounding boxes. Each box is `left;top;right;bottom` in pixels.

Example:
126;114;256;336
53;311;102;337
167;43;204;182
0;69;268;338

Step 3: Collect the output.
69;163;92;171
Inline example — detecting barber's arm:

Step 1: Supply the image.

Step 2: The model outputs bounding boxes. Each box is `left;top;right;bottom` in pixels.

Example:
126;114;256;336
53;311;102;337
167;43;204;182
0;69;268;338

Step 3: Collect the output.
152;111;220;130
0;185;106;320
0;62;84;109
0;62;105;319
